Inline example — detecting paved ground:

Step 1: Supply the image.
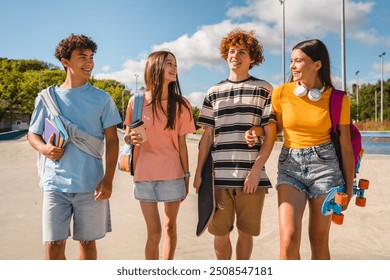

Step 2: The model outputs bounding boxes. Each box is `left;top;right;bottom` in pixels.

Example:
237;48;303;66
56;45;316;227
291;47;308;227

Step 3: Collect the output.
1;134;390;260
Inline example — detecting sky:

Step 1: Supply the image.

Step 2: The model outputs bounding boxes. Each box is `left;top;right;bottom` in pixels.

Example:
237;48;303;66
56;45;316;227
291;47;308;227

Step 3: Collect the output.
1;0;390;108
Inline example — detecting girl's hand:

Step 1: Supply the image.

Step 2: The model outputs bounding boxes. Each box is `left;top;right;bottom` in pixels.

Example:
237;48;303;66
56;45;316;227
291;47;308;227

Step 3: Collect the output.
124;131;144;146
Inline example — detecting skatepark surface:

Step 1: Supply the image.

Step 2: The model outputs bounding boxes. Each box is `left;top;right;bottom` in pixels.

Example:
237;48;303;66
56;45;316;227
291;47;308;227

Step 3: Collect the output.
1;134;390;260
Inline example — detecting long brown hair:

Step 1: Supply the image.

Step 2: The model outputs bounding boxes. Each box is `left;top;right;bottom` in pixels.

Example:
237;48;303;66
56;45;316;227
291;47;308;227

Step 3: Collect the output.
144;51;192;130
288;39;334;88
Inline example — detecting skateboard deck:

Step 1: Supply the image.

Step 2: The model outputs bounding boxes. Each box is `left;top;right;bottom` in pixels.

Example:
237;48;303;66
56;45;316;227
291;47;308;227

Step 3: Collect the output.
321;185;344;216
322;179;369;225
196;151;215;237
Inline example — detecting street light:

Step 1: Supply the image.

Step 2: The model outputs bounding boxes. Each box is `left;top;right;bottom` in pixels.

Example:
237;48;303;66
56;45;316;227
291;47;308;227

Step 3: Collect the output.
341;0;346;91
279;0;286;83
375;90;378;122
379;52;386;123
121;89;125;128
135;74;139;93
356;70;360;121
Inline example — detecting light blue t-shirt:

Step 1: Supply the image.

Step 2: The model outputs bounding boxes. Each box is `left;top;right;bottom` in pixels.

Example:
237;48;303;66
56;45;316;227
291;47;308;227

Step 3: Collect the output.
29;83;121;193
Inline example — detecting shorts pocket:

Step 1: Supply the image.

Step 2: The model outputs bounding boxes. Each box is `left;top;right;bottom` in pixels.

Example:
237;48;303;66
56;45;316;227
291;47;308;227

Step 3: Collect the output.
278;147;290;165
315;145;337;162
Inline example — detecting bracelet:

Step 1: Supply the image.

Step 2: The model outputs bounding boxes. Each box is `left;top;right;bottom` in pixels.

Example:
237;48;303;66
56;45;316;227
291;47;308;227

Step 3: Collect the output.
184;172;191;178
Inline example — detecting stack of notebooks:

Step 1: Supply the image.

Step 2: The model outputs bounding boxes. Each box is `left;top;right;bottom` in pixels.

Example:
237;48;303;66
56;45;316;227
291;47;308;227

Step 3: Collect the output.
44;117;69;148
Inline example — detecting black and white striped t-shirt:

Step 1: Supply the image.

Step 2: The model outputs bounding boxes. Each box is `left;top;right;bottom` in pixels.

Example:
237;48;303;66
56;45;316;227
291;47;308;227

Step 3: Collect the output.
197;76;275;189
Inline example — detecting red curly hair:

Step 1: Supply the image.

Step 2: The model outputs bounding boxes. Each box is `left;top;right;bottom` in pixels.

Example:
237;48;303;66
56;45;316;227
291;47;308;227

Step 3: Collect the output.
220;28;264;69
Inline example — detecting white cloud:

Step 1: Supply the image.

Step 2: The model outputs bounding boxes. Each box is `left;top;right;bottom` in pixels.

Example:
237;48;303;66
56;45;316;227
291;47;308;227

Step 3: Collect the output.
372;61;390;77
152;20;235;71
186;91;207;108
101;65;111;72
94;0;388;90
95;58;147;89
228;0;375;38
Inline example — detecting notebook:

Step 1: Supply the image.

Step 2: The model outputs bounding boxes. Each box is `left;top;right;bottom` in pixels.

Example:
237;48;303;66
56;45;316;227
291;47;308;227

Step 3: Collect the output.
44;118;60;146
53;116;69;147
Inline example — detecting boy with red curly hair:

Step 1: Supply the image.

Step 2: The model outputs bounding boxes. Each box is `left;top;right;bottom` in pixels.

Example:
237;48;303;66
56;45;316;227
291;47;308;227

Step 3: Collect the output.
194;29;276;260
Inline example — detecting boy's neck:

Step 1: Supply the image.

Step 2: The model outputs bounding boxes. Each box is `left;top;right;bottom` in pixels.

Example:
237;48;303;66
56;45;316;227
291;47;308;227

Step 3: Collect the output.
228;72;251;82
60;76;88;89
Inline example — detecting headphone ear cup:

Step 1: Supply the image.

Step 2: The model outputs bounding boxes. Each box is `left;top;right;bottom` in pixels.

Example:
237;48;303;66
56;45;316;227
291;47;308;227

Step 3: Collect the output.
294;85;307;97
308;88;322;101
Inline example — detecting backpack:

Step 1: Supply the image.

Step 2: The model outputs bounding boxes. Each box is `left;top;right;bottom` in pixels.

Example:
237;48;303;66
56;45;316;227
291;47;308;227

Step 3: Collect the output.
329;89;363;176
117;92;144;175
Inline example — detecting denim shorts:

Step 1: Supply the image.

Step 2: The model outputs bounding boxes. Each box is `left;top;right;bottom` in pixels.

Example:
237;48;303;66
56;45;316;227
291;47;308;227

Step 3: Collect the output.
42;191;112;243
276;142;344;198
133;178;186;202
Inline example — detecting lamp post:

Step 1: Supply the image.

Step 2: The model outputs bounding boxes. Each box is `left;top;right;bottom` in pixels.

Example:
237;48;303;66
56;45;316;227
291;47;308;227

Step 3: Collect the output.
279;0;286;83
341;0;346;91
375;90;378;122
379;52;386;123
121;89;125;128
356;70;360;121
135;74;139;93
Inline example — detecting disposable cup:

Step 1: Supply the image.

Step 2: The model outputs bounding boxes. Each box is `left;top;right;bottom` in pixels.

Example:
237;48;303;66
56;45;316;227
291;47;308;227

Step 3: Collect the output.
129;120;148;143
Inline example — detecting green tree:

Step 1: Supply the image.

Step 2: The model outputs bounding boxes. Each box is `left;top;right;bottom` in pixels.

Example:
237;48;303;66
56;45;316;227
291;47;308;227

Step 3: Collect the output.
0;58;131;126
192;106;200;129
350;78;390;122
0;58;64;123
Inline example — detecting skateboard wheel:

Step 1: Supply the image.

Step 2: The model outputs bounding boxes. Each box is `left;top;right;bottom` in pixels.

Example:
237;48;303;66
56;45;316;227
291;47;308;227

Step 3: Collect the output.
332;213;344;225
356;196;367;207
335;192;348;206
358;179;369;190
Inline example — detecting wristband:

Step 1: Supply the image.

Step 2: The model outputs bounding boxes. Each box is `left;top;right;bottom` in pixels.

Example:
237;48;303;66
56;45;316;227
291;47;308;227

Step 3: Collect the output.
184;172;191;178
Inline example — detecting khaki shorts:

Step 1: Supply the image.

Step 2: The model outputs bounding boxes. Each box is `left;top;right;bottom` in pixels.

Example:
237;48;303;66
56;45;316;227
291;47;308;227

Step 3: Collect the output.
208;188;266;236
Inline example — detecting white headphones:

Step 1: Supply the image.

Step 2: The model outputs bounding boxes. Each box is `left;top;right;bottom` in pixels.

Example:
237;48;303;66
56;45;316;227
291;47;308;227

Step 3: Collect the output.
294;82;325;102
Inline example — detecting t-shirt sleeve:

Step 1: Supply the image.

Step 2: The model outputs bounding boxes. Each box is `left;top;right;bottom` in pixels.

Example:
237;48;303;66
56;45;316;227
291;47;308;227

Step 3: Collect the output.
28;95;48;135
259;86;276;126
124;97;134;126
339;94;351;125
271;85;282;124
102;94;122;129
197;94;214;128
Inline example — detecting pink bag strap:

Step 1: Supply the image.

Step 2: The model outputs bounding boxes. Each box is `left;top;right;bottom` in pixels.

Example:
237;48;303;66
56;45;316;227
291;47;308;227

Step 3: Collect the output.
330;89;345;133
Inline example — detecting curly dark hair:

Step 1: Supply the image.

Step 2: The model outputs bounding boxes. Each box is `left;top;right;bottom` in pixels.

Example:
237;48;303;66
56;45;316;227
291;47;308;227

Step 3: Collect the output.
220;28;264;69
54;34;97;68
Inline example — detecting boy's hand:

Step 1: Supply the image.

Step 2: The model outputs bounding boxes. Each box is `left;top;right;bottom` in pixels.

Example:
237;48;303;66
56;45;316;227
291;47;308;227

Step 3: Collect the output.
245;129;258;147
43;133;64;160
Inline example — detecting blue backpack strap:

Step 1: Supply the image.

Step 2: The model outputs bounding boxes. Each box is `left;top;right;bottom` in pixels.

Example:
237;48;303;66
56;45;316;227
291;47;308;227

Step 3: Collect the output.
330;89;345;133
129;92;144;176
132;92;144;122
39;86;61;117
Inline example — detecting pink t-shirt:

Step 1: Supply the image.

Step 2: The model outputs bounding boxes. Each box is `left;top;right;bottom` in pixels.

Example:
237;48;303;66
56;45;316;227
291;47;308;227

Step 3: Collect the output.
124;94;195;182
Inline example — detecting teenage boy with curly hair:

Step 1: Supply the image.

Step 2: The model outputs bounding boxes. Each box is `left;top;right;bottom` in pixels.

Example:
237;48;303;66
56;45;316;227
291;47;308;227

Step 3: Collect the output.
28;34;121;260
194;29;276;260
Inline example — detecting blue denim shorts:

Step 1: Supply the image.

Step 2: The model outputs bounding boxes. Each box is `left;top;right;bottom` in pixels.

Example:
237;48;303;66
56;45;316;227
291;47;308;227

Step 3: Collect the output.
276;142;344;198
42;191;112;243
133;178;186;202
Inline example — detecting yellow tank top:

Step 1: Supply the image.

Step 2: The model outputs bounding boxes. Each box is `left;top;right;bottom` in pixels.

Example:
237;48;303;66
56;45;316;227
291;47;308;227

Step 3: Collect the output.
272;82;350;148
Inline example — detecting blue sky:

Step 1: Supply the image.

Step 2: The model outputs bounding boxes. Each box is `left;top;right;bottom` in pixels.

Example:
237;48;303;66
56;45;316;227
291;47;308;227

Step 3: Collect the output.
1;0;389;108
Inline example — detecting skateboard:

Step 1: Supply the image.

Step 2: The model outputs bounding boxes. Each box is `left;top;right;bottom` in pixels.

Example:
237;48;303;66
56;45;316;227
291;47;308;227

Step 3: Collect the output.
321;179;370;225
196;151;215;237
